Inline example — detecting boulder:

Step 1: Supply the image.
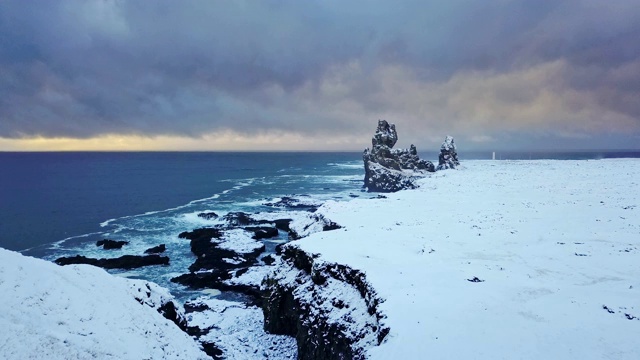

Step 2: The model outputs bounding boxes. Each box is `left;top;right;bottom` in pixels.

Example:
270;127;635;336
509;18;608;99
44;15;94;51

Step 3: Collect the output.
363;120;435;192
54;254;169;269
436;135;460;170
96;239;128;250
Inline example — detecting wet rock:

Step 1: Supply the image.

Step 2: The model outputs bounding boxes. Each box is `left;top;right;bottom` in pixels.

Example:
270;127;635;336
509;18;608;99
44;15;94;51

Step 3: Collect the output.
144;244;166;254
363;120;435;192
96;239;128;250
436;135;460;170
222;212;257;227
264;196;320;212
179;228;223;243
197;212;219;220
54;254;169;269
245;226;279;240
173;226;265;301
171;270;263;307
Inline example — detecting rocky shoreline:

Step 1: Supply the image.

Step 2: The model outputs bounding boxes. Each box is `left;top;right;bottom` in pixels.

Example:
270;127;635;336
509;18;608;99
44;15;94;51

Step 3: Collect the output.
49;120;462;359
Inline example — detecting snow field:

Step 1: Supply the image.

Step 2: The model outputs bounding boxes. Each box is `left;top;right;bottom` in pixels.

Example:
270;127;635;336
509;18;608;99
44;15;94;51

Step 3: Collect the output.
294;159;640;359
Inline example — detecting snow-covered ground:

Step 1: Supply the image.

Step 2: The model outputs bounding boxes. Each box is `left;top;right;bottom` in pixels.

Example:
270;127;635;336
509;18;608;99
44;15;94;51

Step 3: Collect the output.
0;248;208;360
293;159;640;359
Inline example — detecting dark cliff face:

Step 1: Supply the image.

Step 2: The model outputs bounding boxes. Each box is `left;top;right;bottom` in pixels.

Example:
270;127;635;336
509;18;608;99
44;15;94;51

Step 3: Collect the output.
262;245;389;360
363;120;435;192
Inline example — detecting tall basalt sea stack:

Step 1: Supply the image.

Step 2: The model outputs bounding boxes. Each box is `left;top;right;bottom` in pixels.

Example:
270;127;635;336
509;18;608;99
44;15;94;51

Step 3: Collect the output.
436;135;460;170
362;120;435;192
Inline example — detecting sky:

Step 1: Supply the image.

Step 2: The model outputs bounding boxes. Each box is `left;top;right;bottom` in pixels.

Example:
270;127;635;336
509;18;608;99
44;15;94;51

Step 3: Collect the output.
1;0;639;151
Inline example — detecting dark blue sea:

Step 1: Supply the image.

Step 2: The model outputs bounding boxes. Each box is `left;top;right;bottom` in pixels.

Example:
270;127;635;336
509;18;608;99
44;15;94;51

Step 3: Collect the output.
1;150;639;299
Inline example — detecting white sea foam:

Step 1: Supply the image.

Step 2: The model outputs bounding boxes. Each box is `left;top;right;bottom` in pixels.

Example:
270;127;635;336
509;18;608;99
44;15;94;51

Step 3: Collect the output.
327;162;363;169
99;179;258;229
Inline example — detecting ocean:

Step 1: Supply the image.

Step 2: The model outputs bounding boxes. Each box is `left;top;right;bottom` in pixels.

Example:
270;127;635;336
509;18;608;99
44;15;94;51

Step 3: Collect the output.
1;150;639;300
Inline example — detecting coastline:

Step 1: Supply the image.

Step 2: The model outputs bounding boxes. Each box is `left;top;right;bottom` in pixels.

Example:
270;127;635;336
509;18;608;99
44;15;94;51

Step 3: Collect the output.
274;159;640;359
2;158;639;358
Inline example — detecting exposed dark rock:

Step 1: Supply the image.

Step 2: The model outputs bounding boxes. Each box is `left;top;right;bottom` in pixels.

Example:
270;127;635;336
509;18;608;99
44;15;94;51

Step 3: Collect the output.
273;219;293;232
322;222;342;231
129;282;190;338
187;238;264;273
245;226;279;240
288;213;342;240
144;244;166;254
264;196;320;212
184;300;211;313
201;342;224;359
222;212;257;227
363;120;435;192
467;277;484;283
179;228;223;242
263;245;388;360
171;270;231;288
173;226;265;302
436;135;460;170
96;239;128;250
197;212;219;220
262;254;275;265
54;254;169;269
171;271;263;307
158;301;188;332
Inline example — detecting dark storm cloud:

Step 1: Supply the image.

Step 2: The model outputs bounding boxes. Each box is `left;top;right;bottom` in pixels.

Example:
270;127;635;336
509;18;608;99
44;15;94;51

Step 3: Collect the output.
1;0;639;148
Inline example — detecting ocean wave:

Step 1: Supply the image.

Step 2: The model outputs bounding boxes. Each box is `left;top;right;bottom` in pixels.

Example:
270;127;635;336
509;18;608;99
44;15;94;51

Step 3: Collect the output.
327;162;363;169
99;179;256;228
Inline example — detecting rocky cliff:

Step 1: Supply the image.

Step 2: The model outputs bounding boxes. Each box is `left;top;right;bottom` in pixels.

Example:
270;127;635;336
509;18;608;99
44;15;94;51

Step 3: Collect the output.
262;245;388;360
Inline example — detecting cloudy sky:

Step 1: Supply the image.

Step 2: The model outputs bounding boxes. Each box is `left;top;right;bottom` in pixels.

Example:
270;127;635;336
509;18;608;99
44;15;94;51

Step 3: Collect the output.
1;0;639;151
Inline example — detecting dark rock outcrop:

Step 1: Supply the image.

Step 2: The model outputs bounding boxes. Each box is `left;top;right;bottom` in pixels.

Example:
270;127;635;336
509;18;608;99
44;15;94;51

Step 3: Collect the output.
144;244;166;254
158;301;189;331
363;120;435;192
96;239;128;250
129;282;189;332
173;226;265;304
436;135;460;170
178;227;264;273
263;245;388;360
55;254;169;269
197;212;219;220
264;196;320;212
262;254;276;265
245;226;279;240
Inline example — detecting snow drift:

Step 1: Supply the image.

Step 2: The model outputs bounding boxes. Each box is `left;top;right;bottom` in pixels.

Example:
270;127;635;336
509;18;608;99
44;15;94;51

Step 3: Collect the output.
0;248;207;360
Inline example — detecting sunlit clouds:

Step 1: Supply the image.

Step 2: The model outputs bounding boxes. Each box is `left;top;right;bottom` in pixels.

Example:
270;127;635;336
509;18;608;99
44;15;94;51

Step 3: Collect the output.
1;1;639;150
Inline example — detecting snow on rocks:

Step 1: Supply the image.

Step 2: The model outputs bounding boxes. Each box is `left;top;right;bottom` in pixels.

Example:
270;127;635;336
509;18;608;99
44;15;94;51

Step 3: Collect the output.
436;135;460;170
0;248;208;360
262;246;387;360
284;159;640;359
288;202;342;239
185;297;297;360
363;120;435;192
